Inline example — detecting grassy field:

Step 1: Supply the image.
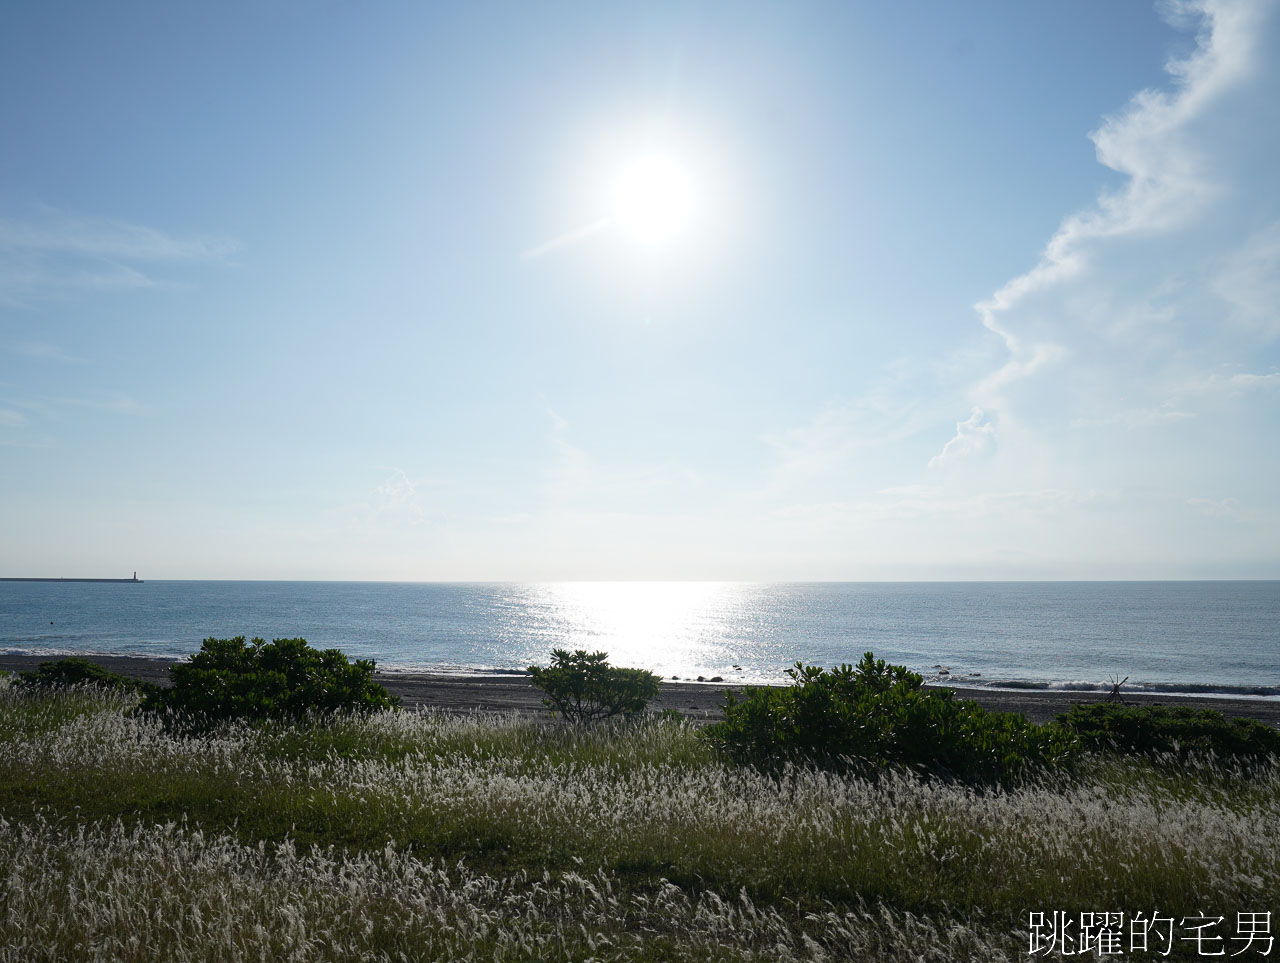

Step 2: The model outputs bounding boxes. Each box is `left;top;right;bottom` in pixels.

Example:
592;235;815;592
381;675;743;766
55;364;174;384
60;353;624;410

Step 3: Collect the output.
0;679;1276;961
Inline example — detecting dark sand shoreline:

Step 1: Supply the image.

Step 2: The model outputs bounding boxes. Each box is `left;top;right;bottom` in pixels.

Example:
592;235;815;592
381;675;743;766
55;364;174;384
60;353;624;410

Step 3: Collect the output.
3;653;1278;726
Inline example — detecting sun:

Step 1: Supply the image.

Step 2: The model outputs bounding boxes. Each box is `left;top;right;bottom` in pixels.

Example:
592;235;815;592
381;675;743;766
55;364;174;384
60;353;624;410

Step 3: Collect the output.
610;155;693;244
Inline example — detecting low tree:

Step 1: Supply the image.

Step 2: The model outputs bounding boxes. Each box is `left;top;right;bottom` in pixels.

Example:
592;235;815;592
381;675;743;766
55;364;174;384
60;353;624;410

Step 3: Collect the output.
1056;701;1280;764
16;657;157;697
527;649;662;724
140;636;398;723
705;652;1076;783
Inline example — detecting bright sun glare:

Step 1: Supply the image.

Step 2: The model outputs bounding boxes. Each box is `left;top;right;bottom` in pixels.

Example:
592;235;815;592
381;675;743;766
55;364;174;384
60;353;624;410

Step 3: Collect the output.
611;155;693;244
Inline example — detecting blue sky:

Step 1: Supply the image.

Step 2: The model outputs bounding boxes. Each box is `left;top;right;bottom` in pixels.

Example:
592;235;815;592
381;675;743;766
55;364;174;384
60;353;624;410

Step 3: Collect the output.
2;0;1277;580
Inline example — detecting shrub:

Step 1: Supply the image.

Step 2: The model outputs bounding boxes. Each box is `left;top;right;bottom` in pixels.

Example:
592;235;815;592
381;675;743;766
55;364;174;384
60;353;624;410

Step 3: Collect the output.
16;658;158;696
704;652;1076;783
139;636;398;723
527;649;662;724
1056;701;1280;764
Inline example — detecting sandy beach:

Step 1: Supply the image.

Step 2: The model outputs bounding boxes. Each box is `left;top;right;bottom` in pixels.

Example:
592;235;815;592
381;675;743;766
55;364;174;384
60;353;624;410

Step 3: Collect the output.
3;653;1278;727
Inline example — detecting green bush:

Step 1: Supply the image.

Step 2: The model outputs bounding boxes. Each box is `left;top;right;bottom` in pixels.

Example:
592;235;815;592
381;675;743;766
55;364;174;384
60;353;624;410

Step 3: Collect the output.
704;653;1076;783
527;649;662;724
1056;701;1280;764
16;658;158;696
139;636;398;723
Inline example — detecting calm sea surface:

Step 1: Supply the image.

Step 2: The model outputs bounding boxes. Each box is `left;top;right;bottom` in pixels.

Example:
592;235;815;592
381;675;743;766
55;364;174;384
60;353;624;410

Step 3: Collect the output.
0;581;1276;697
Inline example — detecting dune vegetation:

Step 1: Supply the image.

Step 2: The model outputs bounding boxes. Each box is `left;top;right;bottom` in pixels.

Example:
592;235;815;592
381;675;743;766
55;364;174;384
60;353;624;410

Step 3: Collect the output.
0;673;1277;961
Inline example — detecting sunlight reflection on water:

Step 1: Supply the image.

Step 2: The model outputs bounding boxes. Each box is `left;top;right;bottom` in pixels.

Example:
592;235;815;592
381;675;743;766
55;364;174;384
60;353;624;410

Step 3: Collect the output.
522;581;758;679
1;580;1276;694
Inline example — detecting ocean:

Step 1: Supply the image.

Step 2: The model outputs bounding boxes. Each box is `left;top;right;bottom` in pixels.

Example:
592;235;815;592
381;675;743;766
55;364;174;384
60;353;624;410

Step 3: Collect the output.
0;580;1276;698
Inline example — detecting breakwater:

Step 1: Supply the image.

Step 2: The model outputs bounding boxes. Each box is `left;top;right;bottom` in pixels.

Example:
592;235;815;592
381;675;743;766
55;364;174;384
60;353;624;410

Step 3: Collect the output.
0;577;143;584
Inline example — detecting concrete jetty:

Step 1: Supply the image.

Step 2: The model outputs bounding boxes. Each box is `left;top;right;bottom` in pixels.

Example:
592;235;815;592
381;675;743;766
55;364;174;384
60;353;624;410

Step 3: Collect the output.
0;572;144;583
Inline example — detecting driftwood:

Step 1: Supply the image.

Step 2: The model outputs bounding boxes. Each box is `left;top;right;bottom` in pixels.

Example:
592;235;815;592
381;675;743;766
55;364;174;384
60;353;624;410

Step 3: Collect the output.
1105;675;1129;704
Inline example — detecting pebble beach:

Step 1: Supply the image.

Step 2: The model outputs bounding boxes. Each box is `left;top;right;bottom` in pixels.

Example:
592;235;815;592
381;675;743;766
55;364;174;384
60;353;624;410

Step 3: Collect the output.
4;653;1278;727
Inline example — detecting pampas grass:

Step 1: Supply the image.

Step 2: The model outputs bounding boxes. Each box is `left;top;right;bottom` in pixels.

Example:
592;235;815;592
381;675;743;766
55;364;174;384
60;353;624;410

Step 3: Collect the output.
1;681;1275;961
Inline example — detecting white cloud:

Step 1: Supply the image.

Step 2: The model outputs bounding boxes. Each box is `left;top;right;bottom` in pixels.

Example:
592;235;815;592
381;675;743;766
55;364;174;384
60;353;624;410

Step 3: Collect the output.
0;205;237;303
1083;0;1265;233
928;407;996;469
0;409;27;428
937;0;1278;469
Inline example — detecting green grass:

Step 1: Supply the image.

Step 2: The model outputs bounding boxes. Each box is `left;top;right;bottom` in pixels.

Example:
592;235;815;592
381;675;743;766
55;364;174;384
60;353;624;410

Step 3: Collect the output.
1;680;1276;961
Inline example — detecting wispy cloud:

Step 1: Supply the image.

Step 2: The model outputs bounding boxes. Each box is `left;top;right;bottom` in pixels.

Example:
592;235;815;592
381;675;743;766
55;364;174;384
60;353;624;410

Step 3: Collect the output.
542;401;595;501
370;468;425;522
12;342;83;364
46;394;146;415
928;407;996;469
0;392;147;434
537;397;702;511
0;205;237;303
1184;370;1280;393
1213;219;1280;337
0;209;236;261
761;367;945;489
1070;404;1196;430
1186;495;1245;518
772;487;1100;525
